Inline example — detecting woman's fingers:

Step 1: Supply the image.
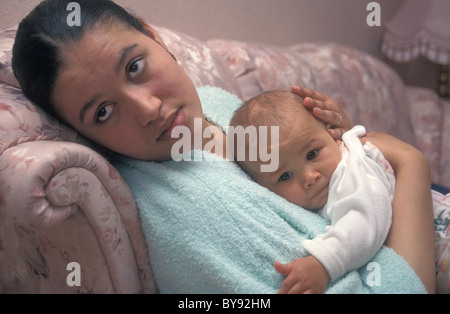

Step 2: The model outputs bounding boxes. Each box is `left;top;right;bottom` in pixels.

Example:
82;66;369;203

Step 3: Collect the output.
291;85;354;136
304;97;348;137
291;85;326;102
328;128;345;140
292;85;336;114
304;97;334;124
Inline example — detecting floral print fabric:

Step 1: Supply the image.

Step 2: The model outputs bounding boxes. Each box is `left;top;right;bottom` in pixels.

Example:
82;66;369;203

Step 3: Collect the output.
433;190;450;294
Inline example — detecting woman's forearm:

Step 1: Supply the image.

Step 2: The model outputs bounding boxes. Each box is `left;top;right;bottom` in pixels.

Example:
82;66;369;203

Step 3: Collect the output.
365;132;436;293
387;148;435;293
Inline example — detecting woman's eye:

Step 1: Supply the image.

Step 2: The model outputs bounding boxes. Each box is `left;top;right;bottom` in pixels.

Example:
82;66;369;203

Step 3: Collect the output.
128;58;145;80
95;103;115;123
307;150;318;161
279;172;293;182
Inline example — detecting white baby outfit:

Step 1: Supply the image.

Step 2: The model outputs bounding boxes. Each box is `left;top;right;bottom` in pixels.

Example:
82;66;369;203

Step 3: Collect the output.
303;125;396;281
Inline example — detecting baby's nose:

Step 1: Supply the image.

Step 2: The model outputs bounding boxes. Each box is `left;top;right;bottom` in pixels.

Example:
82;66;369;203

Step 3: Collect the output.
304;170;321;189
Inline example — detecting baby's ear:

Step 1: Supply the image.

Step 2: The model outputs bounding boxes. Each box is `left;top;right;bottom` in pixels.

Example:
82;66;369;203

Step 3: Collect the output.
138;18;168;50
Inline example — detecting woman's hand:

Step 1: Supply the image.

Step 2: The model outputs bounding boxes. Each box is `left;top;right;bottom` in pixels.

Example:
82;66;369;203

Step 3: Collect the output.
291;85;354;139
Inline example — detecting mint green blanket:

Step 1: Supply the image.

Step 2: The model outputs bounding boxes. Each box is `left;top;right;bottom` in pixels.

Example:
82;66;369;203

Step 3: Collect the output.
113;86;426;294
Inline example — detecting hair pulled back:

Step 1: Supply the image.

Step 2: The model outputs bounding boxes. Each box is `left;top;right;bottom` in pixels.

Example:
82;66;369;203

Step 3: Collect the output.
12;0;148;118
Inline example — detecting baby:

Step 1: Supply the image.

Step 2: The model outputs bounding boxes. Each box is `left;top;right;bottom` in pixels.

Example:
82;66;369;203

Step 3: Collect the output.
230;90;396;293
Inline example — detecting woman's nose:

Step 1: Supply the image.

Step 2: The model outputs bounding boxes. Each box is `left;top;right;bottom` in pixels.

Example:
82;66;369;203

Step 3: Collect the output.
133;94;162;127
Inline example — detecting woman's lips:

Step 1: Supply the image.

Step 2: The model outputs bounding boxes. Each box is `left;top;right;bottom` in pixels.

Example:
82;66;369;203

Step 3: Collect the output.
157;108;186;141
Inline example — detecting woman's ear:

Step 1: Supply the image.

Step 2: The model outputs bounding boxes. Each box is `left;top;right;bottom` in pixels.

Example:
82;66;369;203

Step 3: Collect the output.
138;18;168;50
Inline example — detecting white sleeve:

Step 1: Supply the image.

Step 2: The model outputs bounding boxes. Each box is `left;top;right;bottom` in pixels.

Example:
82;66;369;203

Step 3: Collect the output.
303;125;394;281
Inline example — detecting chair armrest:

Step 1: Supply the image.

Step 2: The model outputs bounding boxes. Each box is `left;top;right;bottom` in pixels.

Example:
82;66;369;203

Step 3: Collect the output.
0;140;156;293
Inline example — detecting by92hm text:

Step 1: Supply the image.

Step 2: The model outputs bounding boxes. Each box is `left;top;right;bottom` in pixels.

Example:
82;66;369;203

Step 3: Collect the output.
178;298;270;311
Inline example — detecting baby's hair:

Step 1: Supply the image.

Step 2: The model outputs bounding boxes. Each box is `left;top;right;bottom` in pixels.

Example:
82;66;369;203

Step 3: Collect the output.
230;90;308;130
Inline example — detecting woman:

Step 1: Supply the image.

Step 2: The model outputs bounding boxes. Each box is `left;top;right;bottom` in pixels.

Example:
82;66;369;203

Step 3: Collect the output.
12;0;435;293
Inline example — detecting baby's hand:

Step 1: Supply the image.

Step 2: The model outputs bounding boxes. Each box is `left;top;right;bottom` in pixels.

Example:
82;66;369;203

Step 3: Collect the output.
274;256;329;294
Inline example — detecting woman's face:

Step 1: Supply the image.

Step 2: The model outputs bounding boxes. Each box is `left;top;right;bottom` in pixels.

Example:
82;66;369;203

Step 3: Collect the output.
52;23;203;161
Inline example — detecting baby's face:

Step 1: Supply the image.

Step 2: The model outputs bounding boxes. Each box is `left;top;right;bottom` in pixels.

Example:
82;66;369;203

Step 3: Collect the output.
246;112;342;210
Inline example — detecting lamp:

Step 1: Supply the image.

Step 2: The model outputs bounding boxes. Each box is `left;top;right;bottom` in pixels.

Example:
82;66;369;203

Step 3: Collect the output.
381;0;450;99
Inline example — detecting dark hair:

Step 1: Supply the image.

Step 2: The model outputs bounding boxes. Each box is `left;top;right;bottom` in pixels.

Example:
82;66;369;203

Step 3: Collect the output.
12;0;149;118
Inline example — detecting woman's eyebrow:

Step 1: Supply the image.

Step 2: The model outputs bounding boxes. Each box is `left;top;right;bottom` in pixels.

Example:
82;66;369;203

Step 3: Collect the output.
80;95;101;123
116;43;139;74
78;44;140;123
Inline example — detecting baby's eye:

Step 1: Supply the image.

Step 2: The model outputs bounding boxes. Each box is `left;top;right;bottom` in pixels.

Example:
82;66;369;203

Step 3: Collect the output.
279;171;293;182
307;150;318;161
128;58;145;80
95;103;115;123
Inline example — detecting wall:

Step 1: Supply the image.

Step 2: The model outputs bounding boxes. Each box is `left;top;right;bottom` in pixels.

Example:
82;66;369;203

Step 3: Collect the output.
0;0;437;91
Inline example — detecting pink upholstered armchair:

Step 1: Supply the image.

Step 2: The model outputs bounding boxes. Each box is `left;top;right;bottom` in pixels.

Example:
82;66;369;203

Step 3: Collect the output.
0;82;158;293
1;23;449;293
